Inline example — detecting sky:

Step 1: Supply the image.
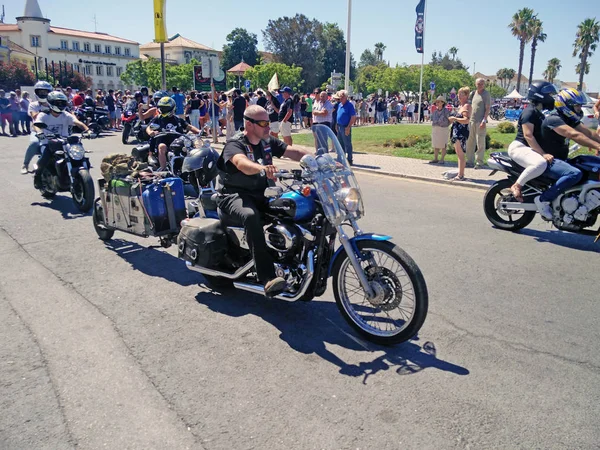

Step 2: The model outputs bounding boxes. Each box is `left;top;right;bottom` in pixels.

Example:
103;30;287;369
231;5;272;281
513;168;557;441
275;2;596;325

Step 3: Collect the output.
4;0;599;92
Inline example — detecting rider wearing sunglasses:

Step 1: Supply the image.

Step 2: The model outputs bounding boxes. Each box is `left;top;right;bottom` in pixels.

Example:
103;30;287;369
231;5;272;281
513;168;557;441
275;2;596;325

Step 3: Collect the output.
215;105;313;297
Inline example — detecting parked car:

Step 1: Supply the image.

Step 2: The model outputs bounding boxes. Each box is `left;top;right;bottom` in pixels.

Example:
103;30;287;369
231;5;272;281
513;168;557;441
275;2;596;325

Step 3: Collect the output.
581;105;599;130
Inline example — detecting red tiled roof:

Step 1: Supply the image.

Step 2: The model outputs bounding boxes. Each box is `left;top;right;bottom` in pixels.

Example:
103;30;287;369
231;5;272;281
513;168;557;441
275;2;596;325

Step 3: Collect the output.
49;26;138;45
227;61;253;73
0;24;20;32
8;40;35;56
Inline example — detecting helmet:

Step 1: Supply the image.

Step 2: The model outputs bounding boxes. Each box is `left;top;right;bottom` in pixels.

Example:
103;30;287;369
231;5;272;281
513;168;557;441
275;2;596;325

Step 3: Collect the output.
140;86;149;95
527;81;557;110
182;143;220;186
34;80;53;102
152;90;168;103
133;91;143;100
47;91;69;113
157;96;175;117
555;88;586;121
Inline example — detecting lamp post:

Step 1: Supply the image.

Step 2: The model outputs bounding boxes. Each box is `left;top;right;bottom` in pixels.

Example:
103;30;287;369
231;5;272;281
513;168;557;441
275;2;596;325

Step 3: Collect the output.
344;0;352;91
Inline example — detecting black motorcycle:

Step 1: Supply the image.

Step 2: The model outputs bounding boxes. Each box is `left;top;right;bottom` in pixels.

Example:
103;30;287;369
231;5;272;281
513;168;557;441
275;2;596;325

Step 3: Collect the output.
34;124;96;212
489;104;505;121
484;151;600;240
74;107;110;135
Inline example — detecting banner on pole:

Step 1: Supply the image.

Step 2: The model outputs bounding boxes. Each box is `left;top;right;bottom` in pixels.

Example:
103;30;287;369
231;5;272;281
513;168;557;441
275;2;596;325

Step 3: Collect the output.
153;0;168;43
414;0;425;54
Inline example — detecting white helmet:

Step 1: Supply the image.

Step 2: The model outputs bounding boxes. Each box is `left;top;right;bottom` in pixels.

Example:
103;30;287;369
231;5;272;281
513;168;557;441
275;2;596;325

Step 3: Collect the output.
34;80;53;103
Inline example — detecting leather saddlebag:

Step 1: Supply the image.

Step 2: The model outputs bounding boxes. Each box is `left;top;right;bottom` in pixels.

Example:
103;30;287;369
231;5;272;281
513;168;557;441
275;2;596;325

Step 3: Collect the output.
177;218;227;267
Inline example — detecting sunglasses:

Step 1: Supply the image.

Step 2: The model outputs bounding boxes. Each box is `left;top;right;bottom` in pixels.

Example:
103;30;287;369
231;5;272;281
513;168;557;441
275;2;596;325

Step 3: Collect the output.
244;115;269;128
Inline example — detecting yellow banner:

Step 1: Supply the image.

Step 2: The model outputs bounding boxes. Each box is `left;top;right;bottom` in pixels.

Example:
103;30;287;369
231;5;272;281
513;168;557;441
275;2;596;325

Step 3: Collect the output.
153;0;168;43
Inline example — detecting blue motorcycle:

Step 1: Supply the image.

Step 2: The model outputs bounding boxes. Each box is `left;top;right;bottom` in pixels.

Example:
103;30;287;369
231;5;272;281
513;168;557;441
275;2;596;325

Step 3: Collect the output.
178;125;428;345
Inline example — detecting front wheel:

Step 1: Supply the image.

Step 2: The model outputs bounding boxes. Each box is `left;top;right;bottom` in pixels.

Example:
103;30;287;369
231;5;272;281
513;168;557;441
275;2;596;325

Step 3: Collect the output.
483;179;535;231
72;169;95;212
332;240;428;346
122;123;130;144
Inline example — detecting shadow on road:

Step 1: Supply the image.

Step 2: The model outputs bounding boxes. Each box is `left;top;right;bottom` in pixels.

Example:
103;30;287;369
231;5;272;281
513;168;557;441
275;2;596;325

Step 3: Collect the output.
195;290;469;383
31;195;90;220
103;238;200;286
518;228;599;252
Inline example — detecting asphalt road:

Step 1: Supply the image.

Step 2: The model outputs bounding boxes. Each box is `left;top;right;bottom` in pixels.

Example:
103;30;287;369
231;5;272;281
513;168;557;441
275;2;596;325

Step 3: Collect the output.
1;131;599;449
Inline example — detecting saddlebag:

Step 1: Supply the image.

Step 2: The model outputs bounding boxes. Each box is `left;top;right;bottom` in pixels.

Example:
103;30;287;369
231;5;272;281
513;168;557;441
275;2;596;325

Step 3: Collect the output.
177;218;227;268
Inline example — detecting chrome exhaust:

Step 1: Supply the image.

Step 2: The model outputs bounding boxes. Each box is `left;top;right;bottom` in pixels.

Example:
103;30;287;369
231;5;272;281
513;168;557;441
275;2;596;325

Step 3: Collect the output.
185;259;254;279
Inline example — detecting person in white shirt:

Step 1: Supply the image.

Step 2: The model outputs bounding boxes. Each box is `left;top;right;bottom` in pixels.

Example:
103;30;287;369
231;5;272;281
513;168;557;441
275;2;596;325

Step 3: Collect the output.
21;81;53;174
311;90;334;129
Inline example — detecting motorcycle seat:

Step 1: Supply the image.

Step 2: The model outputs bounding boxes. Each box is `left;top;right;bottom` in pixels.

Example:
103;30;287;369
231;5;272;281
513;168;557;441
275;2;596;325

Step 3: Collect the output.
490;152;561;187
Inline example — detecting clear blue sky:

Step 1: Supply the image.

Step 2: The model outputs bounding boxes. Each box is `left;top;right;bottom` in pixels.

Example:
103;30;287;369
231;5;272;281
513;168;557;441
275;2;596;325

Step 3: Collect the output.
5;0;599;92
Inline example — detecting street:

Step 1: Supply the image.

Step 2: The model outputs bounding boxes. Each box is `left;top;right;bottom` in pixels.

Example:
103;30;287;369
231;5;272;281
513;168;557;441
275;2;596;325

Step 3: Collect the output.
1;132;599;450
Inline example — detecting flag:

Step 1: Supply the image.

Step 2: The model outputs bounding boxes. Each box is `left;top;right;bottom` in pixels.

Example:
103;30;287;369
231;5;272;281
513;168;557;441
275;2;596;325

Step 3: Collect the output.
153;0;168;43
267;73;279;92
414;0;425;54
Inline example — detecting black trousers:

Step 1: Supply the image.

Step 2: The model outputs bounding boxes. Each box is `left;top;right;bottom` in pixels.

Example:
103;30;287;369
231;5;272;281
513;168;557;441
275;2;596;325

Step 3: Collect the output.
216;193;275;283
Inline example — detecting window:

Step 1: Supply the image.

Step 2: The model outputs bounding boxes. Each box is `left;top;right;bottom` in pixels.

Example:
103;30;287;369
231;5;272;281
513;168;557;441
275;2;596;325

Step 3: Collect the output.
96;65;103;76
84;42;90;52
94;44;101;53
106;66;113;77
30;35;40;47
105;45;111;54
115;46;121;55
116;66;122;77
72;41;79;51
73;63;80;72
124;47;130;56
85;65;92;75
60;40;68;50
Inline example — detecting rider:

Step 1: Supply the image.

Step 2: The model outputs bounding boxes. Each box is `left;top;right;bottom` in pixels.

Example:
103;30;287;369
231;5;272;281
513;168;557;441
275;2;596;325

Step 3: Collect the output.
33;92;90;190
146;97;200;171
21;81;52;174
215;105;312;297
534;88;600;220
507;81;557;201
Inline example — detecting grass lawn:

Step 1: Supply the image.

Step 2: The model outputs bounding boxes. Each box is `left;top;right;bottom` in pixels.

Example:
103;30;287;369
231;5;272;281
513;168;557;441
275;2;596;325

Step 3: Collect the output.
292;124;515;163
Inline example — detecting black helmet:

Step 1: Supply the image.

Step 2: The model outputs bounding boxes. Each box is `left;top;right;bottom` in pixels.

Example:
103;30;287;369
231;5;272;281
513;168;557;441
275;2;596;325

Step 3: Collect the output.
140;86;149;95
527;81;557;110
152;90;168;104
182;143;219;186
47;91;69;113
134;91;143;100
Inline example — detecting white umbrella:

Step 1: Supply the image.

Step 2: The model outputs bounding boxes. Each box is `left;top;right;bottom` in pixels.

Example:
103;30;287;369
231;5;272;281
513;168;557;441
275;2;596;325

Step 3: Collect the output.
505;89;524;99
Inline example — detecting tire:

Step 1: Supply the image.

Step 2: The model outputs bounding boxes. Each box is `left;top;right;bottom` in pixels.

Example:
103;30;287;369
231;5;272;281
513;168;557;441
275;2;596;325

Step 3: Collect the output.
92;198;115;240
72;169;95;213
483;179;535;231
332;240;428;346
39;168;57;199
122;124;130;144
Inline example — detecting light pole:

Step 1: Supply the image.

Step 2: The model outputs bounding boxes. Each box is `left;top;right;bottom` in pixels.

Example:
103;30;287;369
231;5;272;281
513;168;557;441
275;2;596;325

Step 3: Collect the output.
344;0;352;91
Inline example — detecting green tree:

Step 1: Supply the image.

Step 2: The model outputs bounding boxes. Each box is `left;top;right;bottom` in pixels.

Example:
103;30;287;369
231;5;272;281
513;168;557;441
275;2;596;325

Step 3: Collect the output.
221;28;259;71
358;49;378;68
542;58;561;83
430;49;468;71
319;23;348;86
486;82;507;99
509;8;536;93
374;42;386;62
0;61;36;90
572;17;600;91
120;60;149;88
243;62;304;93
262;14;323;90
496;68;516;90
449;47;458;60
528;17;546;88
120;58;197;92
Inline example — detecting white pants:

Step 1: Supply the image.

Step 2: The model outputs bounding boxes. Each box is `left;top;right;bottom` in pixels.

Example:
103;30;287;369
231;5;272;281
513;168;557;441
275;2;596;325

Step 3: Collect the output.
189;109;200;129
508;140;547;186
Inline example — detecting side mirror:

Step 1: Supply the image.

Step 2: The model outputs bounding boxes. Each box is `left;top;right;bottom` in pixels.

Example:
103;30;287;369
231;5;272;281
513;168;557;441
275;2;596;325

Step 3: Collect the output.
264;186;283;198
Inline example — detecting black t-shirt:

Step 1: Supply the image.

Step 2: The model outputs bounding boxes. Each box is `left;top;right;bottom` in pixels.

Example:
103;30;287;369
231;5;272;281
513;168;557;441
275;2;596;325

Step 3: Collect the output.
104;95;115;111
189;98;201;110
278;97;293;123
256;96;268;108
149;115;189;134
541;112;581;161
218;135;288;197
233;96;247;121
515;105;544;146
267;97;280;123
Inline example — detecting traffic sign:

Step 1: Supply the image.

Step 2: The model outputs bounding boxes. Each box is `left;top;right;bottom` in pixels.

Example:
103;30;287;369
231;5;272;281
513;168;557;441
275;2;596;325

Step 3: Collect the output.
430;81;436;90
244;79;251;90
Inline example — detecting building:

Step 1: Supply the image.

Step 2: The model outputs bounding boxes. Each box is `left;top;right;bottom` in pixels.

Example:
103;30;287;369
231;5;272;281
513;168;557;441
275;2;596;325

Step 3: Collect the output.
0;36;36;66
0;0;140;91
140;34;219;65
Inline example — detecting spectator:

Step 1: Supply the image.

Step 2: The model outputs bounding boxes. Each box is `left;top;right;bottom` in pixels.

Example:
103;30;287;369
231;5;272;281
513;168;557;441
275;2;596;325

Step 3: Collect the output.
358;99;368;126
331;93;340;133
95;95;104;108
232;89;247;132
336;90;357;165
105;89;116;129
188;91;202;130
115;91;123;130
278;86;294;145
429;96;451;165
9;92;21;135
448;87;472;181
225;92;236;139
19;92;31;135
265;90;281;138
292;93;302;129
256;89;267;108
171;87;186;119
199;94;209;130
312;90;334;129
407;101;415;123
73;91;84;108
466;78;491;169
376;97;386;124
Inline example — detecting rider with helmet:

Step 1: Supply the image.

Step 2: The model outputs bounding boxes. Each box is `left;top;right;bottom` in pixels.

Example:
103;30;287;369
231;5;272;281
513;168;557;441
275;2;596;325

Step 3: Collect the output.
32;91;90;189
534;88;600;220
507;81;557;201
146;96;200;170
21;81;53;174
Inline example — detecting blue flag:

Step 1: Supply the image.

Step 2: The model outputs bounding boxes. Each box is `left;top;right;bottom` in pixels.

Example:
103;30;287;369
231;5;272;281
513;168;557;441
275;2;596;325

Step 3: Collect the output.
415;0;425;54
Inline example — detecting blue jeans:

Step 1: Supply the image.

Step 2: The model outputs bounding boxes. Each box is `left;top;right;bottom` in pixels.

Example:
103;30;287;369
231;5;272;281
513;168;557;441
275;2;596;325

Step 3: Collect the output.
539;159;583;203
234;119;243;131
337;125;353;162
24;137;41;166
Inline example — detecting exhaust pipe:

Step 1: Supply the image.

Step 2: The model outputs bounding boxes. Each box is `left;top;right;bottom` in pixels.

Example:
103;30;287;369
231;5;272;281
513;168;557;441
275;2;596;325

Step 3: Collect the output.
498;201;537;212
185;259;254;279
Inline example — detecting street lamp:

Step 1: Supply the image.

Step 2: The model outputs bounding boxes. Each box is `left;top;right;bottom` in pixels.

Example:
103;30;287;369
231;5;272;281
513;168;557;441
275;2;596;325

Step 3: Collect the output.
344;0;351;91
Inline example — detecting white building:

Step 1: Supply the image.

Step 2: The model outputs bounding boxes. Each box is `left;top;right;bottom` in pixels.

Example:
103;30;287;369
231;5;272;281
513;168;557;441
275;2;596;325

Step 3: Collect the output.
140;34;219;66
0;0;140;91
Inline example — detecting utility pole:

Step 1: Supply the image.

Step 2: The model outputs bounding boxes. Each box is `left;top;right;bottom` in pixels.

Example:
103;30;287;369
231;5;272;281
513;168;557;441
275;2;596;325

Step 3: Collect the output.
92;14;98;33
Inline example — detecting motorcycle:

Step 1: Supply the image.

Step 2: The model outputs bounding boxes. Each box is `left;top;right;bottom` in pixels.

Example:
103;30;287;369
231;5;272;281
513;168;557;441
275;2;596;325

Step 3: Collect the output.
489;104;505;121
34;123;96;213
74;107;110;135
121;110;139;144
179;125;428;345
484;151;600;240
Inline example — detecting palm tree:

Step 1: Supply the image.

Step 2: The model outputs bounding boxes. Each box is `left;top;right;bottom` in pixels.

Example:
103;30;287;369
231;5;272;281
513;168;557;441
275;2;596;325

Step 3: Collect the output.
542;58;561;84
449;47;458;60
374;42;386;62
572;18;600;91
528;17;546;87
496;68;516;90
508;8;535;93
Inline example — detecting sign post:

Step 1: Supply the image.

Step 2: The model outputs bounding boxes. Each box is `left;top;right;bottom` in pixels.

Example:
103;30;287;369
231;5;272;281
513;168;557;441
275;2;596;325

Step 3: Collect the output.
208;57;218;144
244;79;251;91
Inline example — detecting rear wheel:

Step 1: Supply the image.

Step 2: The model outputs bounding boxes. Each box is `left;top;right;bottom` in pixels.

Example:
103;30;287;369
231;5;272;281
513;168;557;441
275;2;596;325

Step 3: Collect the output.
483;179;535;231
93;198;115;240
72;169;95;212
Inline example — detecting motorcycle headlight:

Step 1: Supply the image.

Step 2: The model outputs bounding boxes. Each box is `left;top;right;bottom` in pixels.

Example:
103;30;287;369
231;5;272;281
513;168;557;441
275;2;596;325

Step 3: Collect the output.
68;144;85;160
335;187;361;213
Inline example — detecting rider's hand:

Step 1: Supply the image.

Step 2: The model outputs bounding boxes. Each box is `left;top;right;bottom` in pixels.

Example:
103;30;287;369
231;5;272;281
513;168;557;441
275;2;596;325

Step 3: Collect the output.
263;165;278;180
543;153;554;164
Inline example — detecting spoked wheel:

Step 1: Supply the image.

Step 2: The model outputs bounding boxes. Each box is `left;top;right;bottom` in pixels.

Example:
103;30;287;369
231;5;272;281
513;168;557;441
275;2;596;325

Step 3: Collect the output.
332;240;428;346
71;169;95;213
483;179;535;231
92;198;115;240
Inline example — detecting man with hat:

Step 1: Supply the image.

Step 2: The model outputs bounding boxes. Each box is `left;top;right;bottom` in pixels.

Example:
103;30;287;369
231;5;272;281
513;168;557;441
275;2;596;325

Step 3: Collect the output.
278;86;294;145
335;90;356;165
429;95;451;164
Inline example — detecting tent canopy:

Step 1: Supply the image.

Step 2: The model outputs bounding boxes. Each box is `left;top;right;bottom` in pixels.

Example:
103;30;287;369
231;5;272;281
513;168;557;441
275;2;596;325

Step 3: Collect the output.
227;61;253;75
505;89;524;99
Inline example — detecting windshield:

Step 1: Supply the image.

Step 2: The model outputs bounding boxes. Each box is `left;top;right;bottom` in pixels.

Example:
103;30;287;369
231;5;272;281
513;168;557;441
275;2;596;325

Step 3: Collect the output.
302;124;364;226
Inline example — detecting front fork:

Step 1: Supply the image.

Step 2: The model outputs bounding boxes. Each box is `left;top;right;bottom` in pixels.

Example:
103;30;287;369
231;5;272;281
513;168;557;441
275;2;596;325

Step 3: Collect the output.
336;220;377;300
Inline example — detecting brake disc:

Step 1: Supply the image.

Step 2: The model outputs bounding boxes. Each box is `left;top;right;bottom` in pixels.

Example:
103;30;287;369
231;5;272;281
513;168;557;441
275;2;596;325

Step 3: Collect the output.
365;266;403;311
